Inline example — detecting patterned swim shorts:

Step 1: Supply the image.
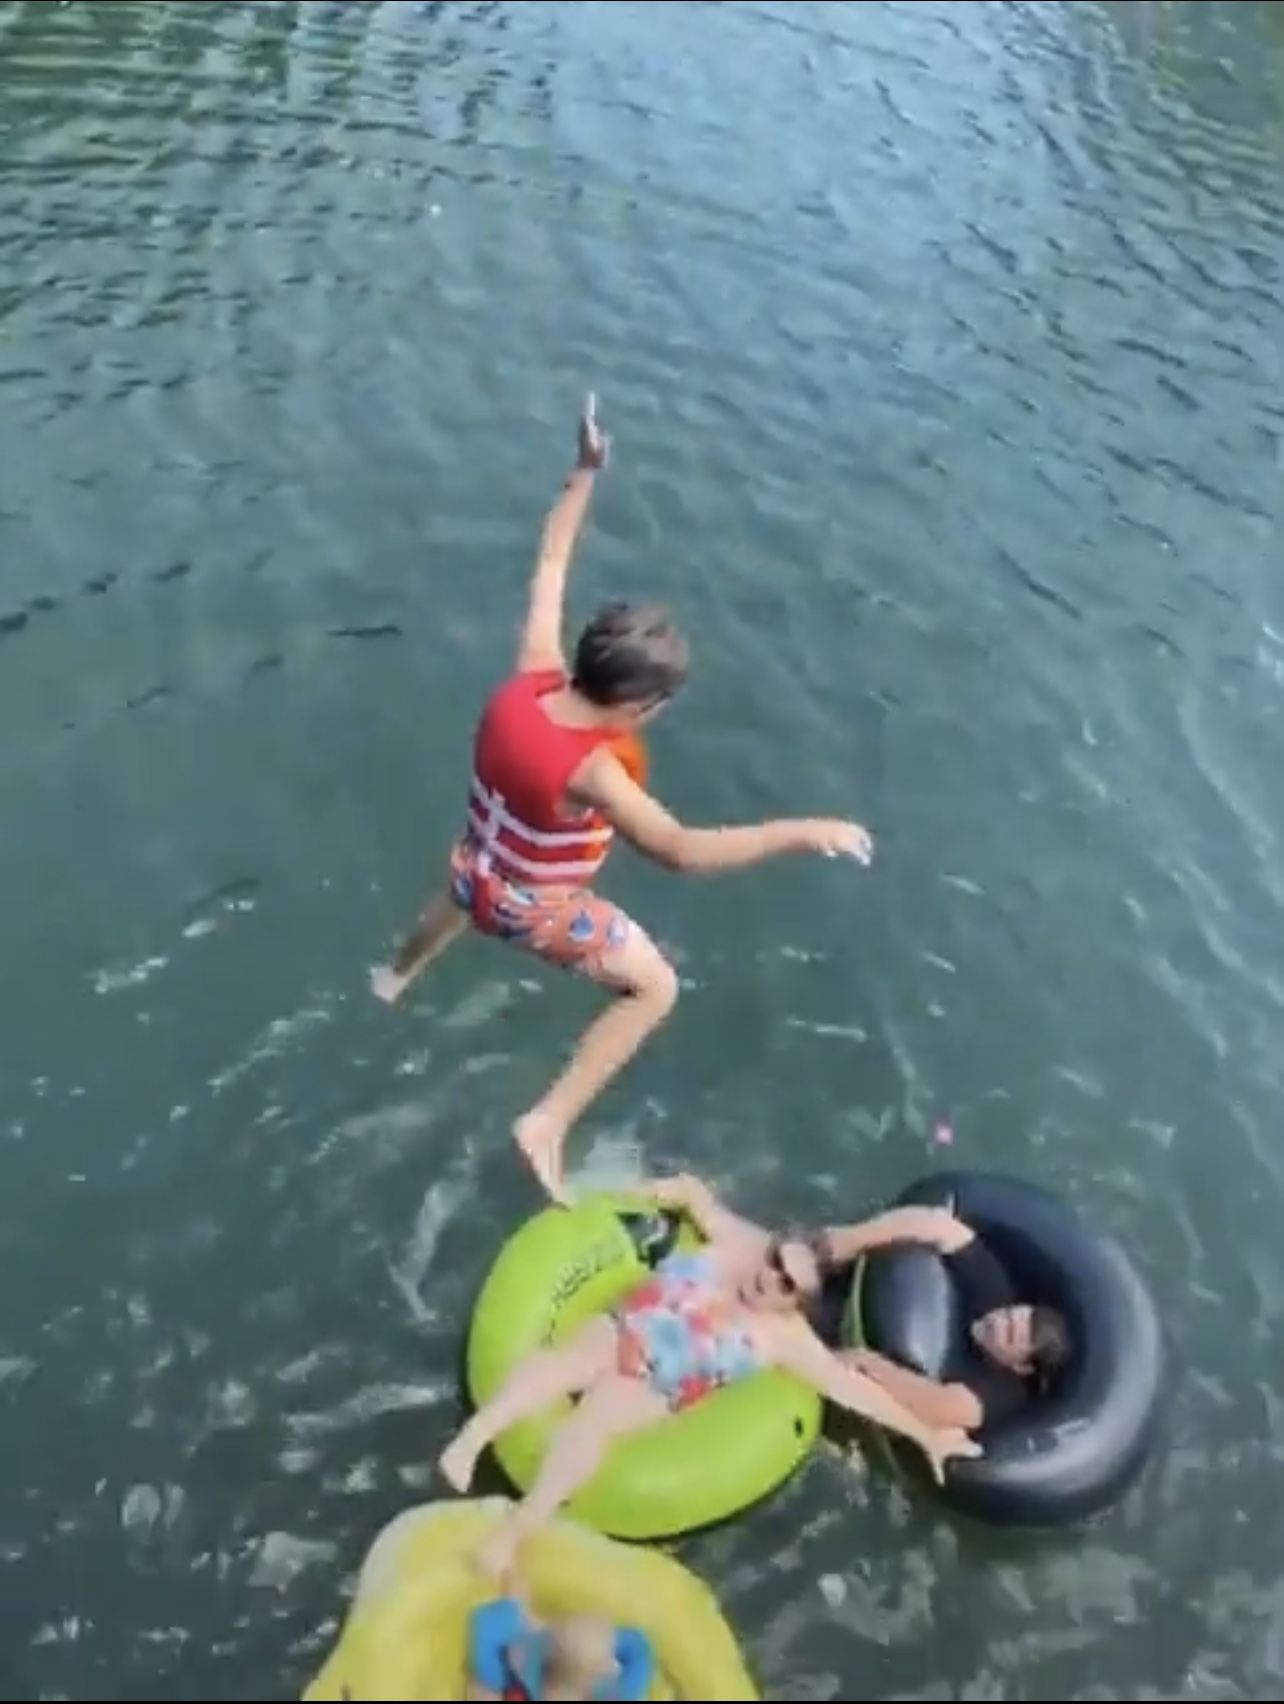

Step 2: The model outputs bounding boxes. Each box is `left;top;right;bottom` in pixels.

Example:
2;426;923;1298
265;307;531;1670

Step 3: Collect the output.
449;835;631;979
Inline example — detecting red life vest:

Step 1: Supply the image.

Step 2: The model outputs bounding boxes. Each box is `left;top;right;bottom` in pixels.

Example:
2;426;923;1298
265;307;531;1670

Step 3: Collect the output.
465;669;646;887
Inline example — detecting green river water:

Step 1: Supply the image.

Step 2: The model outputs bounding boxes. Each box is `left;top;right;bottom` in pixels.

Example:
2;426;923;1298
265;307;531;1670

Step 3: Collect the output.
3;2;1284;1696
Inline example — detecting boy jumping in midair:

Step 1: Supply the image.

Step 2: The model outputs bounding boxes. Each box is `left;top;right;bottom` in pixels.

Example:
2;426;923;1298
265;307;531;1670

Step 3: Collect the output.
372;396;872;1197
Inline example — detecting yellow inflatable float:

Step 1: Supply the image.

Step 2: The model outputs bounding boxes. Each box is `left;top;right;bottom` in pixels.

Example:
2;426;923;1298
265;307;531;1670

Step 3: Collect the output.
302;1497;759;1701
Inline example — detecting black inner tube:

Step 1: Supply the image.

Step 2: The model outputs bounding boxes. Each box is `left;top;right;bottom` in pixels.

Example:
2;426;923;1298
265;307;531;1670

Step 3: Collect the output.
850;1170;1167;1527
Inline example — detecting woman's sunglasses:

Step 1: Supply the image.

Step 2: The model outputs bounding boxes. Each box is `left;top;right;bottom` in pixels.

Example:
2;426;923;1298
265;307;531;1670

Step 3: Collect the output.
765;1241;801;1296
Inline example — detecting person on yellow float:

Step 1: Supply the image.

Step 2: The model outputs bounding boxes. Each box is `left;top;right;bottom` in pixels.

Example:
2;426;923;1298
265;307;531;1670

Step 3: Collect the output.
465;1570;652;1700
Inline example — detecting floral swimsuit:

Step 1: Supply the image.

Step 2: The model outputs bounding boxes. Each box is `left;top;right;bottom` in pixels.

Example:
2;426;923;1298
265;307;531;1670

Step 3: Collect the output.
614;1251;759;1411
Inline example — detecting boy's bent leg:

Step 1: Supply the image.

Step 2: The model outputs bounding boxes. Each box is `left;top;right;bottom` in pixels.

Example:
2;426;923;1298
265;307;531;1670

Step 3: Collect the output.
515;901;679;1198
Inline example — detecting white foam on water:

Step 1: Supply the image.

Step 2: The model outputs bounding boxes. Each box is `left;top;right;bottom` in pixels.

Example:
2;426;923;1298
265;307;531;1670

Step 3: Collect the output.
90;954;168;994
389;1165;470;1325
209;999;334;1094
564;1125;647;1198
249;1530;336;1590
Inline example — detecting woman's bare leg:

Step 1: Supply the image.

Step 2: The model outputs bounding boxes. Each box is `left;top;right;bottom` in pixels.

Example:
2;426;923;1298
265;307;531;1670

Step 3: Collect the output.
475;1375;668;1576
438;1317;617;1492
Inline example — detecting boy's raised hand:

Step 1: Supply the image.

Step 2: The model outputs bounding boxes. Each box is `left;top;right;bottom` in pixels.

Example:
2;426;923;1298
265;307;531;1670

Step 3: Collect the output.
576;391;610;470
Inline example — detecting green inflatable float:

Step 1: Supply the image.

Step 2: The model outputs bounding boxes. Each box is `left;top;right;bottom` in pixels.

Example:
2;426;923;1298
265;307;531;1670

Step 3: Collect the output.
465;1192;822;1541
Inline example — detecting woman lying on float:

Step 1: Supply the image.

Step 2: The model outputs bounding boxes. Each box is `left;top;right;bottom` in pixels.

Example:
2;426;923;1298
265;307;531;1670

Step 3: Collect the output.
836;1169;1163;1526
439;1173;980;1577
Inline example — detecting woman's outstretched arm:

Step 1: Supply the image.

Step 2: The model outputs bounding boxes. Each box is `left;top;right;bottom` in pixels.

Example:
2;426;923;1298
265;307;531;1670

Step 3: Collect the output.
768;1319;981;1482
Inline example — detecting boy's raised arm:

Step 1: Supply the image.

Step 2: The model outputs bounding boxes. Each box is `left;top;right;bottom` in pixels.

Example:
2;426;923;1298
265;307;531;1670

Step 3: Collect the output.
516;394;610;674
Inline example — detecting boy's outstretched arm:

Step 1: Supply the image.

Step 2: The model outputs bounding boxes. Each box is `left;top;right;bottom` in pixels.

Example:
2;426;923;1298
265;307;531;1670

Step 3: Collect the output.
572;751;873;874
517;394;610;674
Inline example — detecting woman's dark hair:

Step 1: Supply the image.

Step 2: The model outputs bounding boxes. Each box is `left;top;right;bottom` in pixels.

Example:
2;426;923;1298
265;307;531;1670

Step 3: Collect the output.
571;601;689;708
1029;1306;1071;1378
808;1228;841;1276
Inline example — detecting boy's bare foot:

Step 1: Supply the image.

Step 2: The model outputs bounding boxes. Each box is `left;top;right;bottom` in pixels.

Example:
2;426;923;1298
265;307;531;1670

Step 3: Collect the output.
438;1433;480;1493
514;1109;569;1202
370;964;409;1004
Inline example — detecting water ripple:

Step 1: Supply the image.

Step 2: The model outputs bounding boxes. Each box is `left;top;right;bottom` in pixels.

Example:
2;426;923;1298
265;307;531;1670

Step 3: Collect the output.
3;0;1284;1697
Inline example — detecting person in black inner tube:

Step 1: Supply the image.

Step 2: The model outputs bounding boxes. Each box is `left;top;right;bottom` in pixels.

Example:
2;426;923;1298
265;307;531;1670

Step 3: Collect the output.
816;1203;1072;1431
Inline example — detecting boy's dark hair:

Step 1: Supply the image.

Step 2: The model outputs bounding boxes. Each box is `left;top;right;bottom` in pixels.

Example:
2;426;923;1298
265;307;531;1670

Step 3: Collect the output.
1029;1306;1071;1378
571;601;689;709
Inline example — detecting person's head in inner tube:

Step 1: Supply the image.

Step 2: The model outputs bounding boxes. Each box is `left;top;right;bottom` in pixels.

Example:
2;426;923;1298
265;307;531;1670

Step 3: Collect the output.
740;1234;826;1313
971;1303;1070;1382
571;601;689;727
515;1611;623;1700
